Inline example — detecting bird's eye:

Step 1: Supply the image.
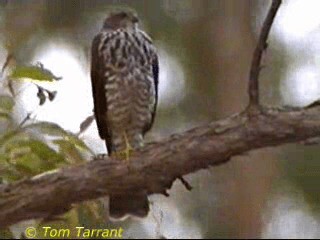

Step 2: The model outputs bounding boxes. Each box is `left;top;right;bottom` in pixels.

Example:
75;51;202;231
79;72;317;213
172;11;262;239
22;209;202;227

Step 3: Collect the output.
119;12;127;18
132;15;139;23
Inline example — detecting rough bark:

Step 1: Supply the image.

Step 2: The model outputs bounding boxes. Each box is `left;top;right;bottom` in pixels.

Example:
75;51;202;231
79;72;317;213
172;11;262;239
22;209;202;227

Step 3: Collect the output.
2;101;320;227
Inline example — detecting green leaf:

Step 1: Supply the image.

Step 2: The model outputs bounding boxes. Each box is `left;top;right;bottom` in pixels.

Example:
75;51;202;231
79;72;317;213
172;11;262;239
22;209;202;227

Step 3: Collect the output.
25;122;69;136
5;139;66;168
0;153;8;163
0;95;14;113
28;140;65;165
53;139;86;164
25;122;94;154
77;201;106;227
66;135;94;154
0;112;11;121
0;228;14;239
14;155;39;176
0;129;25;148
0;158;24;181
9;64;62;82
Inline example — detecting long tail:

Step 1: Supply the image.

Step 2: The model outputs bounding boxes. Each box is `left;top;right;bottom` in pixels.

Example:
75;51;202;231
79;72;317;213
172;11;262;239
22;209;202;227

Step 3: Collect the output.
109;192;149;220
106;138;149;220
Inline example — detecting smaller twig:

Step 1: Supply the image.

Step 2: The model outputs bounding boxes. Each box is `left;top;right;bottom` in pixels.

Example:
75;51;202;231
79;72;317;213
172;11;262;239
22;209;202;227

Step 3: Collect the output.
301;137;320;146
306;99;320;109
178;176;192;191
248;0;282;109
1;54;13;74
18;112;33;127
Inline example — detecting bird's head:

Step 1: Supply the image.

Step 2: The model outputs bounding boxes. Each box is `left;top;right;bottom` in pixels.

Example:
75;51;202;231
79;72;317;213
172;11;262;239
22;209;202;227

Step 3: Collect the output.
103;10;139;31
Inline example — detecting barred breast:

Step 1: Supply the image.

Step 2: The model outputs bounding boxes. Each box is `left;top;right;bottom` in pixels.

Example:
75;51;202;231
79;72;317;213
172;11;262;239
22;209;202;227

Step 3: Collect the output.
98;29;156;151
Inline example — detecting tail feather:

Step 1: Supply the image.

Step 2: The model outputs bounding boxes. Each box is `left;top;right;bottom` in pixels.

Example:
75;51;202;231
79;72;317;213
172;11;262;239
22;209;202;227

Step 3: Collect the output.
109;193;149;220
106;133;148;220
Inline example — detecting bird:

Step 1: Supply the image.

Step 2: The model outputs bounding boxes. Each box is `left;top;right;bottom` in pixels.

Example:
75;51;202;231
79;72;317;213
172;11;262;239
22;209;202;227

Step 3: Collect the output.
90;9;159;220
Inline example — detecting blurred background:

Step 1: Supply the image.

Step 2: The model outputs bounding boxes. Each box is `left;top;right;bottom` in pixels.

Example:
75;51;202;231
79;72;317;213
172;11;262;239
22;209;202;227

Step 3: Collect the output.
0;0;320;238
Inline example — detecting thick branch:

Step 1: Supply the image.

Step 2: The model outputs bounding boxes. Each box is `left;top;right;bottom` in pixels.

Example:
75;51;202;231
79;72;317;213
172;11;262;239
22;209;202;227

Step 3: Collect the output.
248;0;281;107
1;105;320;227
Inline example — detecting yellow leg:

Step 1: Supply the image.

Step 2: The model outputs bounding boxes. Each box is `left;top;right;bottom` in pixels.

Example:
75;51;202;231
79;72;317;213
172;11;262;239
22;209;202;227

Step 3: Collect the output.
122;131;133;161
112;131;133;161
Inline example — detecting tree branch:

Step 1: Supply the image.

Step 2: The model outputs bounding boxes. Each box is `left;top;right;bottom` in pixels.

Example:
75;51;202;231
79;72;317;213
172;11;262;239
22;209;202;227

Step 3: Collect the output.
248;0;281;109
1;104;320;227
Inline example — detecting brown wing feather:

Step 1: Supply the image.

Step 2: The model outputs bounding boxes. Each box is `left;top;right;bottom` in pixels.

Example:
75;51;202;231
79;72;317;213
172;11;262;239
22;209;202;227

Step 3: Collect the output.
91;33;112;154
143;51;159;135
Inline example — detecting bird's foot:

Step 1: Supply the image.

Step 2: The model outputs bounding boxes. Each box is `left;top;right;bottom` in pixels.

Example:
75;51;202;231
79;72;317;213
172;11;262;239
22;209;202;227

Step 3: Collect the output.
120;131;134;161
92;153;108;161
112;146;133;161
111;131;134;161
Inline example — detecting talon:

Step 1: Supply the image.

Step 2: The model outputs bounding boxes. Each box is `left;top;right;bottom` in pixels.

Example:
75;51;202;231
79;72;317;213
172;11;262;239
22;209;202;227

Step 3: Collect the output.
94;153;107;160
111;150;130;161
